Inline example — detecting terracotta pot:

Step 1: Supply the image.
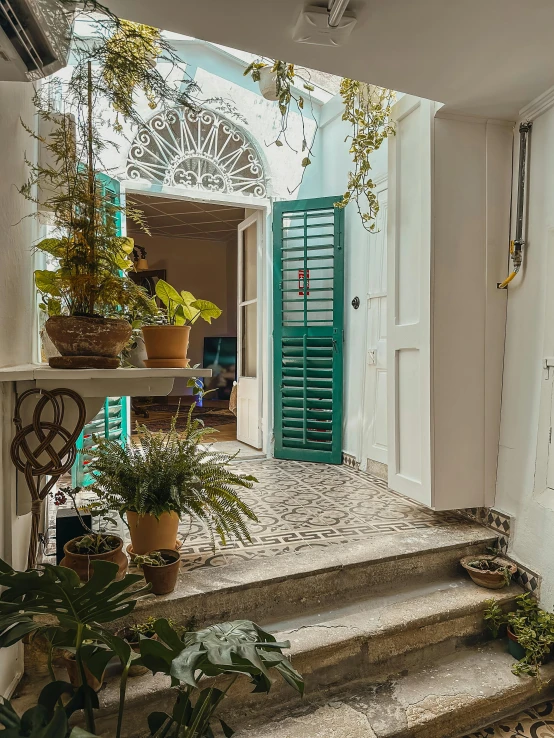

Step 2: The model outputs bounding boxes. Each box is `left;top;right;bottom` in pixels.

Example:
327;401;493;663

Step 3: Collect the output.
126;510;180;556
141;549;181;595
115;628;157;677
60;535;128;582
45;315;132;369
460;555;517;589
64;653;105;692
141;325;191;368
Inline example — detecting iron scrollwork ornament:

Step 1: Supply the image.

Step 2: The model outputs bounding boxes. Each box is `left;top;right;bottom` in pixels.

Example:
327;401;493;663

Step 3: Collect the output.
10;388;86;569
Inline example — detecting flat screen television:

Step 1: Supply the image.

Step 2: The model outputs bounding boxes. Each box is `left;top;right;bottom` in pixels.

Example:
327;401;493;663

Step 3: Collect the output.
203;337;237;401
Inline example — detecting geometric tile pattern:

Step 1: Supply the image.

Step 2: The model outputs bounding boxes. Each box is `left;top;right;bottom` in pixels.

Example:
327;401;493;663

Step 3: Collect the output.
463;701;554;737
341;452;360;470
457;505;541;594
172;458;465;572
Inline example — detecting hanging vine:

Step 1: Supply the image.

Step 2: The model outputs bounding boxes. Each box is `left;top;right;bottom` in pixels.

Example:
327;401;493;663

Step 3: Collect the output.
244;60;316;192
246;58;395;230
335;80;396;232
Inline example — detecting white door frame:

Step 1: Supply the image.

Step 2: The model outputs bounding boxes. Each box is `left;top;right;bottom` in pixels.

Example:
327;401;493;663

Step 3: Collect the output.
120;182;271;456
236;210;264;448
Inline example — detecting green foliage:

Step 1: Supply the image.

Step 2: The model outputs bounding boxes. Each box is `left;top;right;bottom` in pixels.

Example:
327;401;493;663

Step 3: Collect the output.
244;59;316;193
23;92;155;319
0;559;149;734
0;680;99;737
140;618;304;736
153;279;222;326
87;407;257;548
134;551;169;568
335;81;396;232
484;593;554;683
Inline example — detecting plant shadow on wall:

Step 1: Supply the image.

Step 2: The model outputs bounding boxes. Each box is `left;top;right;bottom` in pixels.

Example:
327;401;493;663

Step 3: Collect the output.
0;561;304;738
245;61;396;231
22;0;233;369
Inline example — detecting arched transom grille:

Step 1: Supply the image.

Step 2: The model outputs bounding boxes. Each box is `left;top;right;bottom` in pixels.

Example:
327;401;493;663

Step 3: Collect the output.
126;107;267;197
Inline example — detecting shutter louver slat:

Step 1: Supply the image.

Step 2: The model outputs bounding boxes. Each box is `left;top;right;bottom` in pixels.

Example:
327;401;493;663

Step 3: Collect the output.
273;197;344;463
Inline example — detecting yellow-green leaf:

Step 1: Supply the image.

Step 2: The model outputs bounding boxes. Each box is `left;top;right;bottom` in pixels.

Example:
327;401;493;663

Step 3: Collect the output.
190;299;222;325
35;238;64;258
34;269;61;296
155;279;182;308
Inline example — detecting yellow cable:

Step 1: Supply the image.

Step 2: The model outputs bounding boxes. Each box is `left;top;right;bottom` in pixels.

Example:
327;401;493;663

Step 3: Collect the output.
498;271;517;289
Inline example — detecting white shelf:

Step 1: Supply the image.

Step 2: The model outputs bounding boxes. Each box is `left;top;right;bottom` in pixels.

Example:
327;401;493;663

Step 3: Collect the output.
0;364;212;398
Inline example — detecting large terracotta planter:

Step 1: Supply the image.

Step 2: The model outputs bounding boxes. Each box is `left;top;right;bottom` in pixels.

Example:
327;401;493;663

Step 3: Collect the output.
45;315;132;369
141;325;191;368
141;549;181;595
126;510;180;555
60;535;128;582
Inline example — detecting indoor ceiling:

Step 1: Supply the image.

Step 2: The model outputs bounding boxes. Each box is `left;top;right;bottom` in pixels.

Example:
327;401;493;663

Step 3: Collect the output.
106;0;554;120
127;194;245;242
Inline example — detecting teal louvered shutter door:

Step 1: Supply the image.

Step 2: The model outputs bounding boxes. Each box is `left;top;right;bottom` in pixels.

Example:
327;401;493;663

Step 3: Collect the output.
273;197;344;464
71;174;130;486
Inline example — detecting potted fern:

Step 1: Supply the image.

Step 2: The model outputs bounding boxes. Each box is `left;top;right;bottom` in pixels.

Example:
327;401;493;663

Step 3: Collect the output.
141;279;222;368
87;407;258;556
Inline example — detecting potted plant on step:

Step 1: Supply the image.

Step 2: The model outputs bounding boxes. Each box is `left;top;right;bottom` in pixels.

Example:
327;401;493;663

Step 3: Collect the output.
484;593;554;684
87;407;258;556
134;549;181;595
141;279;221;368
57;486;128;581
460;553;517;589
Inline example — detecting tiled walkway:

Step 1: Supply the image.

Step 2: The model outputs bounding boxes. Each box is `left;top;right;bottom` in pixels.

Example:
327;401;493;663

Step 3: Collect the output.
176;458;462;571
463;702;554;737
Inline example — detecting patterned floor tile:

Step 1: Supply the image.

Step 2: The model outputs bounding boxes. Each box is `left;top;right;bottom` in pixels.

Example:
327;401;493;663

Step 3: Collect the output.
463;702;554;737
45;458;468;573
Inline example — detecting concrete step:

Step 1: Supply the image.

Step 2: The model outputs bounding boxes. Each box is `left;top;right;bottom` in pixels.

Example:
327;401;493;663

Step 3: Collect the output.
118;523;497;631
92;575;522;736
232;640;554;738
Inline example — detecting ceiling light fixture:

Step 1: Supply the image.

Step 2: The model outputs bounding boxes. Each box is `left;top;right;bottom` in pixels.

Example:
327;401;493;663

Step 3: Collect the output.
293;3;357;46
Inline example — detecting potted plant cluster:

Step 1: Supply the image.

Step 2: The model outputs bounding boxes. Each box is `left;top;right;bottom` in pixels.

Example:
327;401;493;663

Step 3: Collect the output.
141;279;222;368
134;549;181;595
460;553;517;589
87;406;258;557
0;559;303;738
56;486;128;582
484;593;554;683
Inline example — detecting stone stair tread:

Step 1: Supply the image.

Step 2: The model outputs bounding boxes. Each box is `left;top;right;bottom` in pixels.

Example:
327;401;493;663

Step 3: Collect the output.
233;640;554;738
95;577;521;718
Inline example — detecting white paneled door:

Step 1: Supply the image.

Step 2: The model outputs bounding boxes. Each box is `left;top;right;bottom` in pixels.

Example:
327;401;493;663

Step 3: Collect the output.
236;212;263;449
387;96;435;507
362;185;388;469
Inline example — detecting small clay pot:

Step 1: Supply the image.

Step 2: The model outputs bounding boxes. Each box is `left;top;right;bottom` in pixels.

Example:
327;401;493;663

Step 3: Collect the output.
64;653;105;692
45;315;132;369
115;628;158;677
507;627;527;661
141;549;181;595
460;555;517;589
126;511;180;556
141;325;191;368
61;535;128;582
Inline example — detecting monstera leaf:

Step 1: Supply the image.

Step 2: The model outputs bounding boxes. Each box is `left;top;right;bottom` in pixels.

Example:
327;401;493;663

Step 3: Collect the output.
0;559;147;651
141;619;303;738
0;681;99;738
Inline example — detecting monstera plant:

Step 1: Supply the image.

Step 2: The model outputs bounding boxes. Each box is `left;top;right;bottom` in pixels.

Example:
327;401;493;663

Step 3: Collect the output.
141;279;222;368
0;559;304;738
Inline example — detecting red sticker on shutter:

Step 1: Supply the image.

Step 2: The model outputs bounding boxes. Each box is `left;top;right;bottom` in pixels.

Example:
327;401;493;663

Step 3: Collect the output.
298;269;310;296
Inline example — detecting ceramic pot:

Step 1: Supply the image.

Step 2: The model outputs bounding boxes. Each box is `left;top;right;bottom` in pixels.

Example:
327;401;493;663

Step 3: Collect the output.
141;325;191;368
126;511;180;556
460;555;517;589
141;549;181;595
61;535;128;582
258;66;279;101
64;653;105;692
507;627;526;661
45;315;132;369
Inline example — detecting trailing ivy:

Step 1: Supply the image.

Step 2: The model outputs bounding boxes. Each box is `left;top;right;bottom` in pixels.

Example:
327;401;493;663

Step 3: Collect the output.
335;80;396;232
244;60;316;192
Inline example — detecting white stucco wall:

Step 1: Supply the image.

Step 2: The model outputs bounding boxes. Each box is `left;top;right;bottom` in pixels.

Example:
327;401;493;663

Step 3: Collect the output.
495;105;554;608
0;80;36;697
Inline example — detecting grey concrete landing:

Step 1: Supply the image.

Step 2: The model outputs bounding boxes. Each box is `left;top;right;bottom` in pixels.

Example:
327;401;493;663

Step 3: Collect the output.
233;641;554;738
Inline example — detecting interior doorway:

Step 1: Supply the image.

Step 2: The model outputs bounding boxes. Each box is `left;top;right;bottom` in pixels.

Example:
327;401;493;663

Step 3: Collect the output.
125;191;266;458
